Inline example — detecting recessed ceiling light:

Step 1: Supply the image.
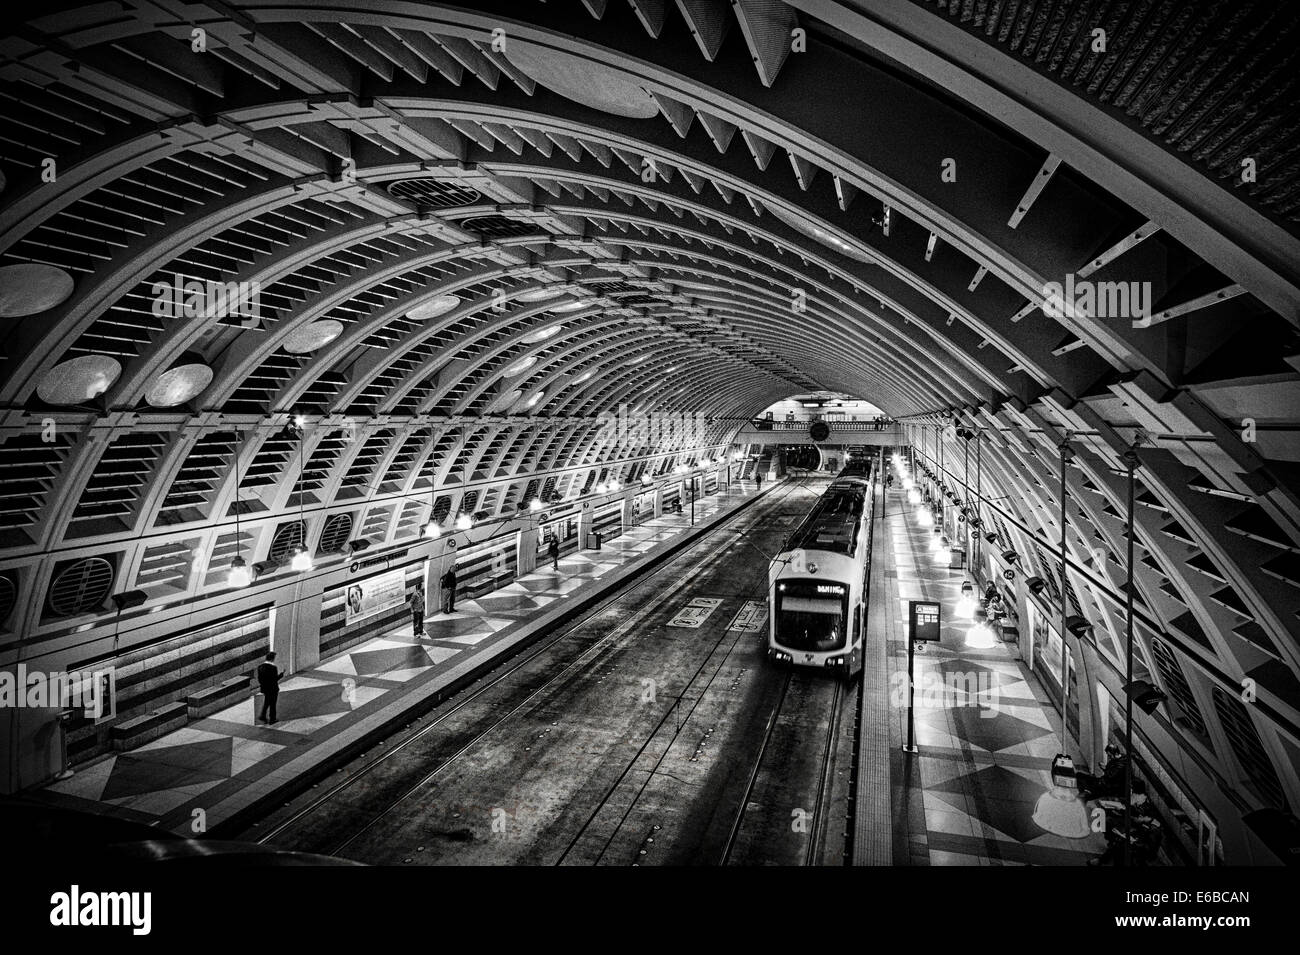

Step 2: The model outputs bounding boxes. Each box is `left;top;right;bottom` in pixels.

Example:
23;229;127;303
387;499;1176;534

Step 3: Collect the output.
37;355;121;405
0;263;75;318
519;286;567;302
405;294;461;320
549;299;590;313
522;324;564;344
146;363;213;408
283;320;344;354
504;43;658;119
487;388;523;413
503;355;539;377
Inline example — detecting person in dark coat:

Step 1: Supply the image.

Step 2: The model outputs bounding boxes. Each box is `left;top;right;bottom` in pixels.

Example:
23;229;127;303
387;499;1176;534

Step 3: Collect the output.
407;581;427;638
440;564;458;613
256;651;282;725
547;536;560;571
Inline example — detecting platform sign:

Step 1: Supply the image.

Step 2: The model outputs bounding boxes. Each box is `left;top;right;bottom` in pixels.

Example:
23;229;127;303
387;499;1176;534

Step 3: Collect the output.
669;596;723;628
909;600;941;643
726;600;768;633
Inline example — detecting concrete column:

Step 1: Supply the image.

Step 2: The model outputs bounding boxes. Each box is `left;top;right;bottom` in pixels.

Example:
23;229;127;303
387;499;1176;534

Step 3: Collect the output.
620;494;634;531
273;586;322;673
518;525;537;574
653;487;663;517
578;501;593;549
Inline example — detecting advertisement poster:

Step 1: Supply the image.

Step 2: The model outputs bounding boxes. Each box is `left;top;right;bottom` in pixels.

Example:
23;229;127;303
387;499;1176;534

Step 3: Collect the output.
344;568;406;623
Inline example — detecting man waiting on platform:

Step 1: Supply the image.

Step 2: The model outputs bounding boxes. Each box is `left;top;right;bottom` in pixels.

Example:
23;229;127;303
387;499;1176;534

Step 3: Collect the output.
440;564;459;614
547;536;560;572
255;651;282;725
407;580;427;638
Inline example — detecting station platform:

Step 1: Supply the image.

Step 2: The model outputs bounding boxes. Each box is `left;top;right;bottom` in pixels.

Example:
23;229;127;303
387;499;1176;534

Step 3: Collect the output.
872;486;1107;865
26;481;775;837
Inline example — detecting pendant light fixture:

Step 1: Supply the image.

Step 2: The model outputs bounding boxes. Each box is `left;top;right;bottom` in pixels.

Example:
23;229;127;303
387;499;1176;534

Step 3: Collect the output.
227;428;252;589
290;417;313;572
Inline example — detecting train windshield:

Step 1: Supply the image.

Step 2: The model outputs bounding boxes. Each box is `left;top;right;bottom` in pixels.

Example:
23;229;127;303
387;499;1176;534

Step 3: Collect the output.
775;594;846;651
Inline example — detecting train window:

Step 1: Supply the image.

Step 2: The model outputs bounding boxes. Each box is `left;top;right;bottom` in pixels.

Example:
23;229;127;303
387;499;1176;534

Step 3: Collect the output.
774;595;847;652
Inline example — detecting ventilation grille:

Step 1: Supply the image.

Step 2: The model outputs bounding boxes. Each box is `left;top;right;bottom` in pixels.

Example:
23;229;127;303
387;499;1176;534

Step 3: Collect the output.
339;429;393;497
136;538;196;595
67;432;168;536
1211;687;1286;810
1149;638;1211;741
360;504;392;541
47;557;115;617
204;529;256;587
458;215;542;239
0;572;16;627
386;178;483;207
268;520;306;563
396;500;425;539
0;432;72;543
318;513;353;554
157;431;237;525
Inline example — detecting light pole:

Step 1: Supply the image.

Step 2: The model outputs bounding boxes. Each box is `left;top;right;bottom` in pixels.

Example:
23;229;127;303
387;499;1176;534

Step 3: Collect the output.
1122;447;1139;866
1058;434;1074;747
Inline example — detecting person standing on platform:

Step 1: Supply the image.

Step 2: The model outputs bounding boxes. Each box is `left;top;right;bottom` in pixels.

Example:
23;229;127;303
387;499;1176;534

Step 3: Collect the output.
755;471;763;492
547;536;560;571
440;563;458;614
255;651;282;725
407;580;427;638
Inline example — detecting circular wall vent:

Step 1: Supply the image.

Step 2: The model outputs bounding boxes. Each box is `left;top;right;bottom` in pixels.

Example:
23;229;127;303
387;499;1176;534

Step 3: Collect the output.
809;421;831;442
318;513;353;554
268;521;306;563
0;572;16;626
48;557;114;617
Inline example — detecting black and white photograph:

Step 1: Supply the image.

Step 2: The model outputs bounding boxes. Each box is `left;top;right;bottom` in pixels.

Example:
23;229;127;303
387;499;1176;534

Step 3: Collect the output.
0;0;1293;938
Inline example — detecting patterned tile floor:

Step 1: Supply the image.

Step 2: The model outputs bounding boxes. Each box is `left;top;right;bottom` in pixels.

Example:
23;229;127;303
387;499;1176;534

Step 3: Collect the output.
35;485;754;831
882;488;1107;865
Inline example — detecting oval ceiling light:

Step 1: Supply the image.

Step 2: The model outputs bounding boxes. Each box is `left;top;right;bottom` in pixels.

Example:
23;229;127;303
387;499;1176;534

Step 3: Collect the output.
520;390;547;411
486;388;523;414
145;362;213;408
522;324;564;344
518;286;567;302
505;42;658;119
765;204;875;265
282;320;344;354
37;354;122;405
549;299;590;313
502;354;539;378
574;371;594;384
0;263;75;318
405;294;461;320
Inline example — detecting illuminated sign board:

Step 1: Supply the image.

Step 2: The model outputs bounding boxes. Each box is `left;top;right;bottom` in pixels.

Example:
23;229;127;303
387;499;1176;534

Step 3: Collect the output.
909;600;941;643
816;584;845;595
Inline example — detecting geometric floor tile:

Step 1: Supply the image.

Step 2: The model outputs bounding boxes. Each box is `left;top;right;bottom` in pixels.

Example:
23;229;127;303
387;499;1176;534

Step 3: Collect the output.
349;644;434;676
102;737;234;800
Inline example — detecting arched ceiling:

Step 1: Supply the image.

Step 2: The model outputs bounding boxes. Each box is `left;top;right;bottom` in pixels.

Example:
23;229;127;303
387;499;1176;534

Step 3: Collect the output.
1;1;1299;818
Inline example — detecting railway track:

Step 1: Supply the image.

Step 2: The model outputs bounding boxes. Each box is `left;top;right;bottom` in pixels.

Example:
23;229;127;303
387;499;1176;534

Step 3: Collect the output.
253;479;818;859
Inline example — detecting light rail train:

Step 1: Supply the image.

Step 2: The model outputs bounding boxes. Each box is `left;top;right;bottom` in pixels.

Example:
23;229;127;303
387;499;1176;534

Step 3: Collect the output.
767;466;874;676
